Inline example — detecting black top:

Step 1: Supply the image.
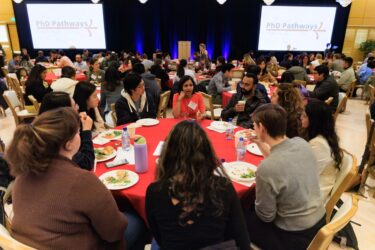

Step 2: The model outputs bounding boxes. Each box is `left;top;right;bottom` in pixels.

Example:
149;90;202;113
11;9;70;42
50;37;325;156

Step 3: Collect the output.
25;80;52;105
72;130;94;171
146;179;250;250
308;75;339;111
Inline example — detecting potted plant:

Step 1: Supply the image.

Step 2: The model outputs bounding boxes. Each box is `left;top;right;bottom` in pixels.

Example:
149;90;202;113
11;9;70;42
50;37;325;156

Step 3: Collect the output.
359;40;375;59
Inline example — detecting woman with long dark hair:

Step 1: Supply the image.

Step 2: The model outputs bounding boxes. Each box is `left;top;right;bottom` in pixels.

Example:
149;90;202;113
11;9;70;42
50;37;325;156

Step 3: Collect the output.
146;120;250;249
301;100;343;203
86;58;105;85
73;82;105;131
172;75;205;120
256;57;276;83
173;59;196;85
25;64;51;105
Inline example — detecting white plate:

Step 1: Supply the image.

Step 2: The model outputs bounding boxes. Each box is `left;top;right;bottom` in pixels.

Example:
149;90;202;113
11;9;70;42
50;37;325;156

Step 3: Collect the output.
246;143;263;156
95;147;117;162
136;118;160;127
99;170;139;190
210;121;230;131
98;129;122;141
223;161;257;182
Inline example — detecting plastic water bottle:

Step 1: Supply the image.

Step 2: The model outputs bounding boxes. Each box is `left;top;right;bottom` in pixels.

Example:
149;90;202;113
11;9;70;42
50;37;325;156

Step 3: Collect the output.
236;137;246;161
121;127;131;151
225;118;234;140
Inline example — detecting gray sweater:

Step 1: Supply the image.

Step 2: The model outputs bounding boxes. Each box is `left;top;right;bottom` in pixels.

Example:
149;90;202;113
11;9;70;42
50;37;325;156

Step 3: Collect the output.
208;71;231;96
255;137;325;231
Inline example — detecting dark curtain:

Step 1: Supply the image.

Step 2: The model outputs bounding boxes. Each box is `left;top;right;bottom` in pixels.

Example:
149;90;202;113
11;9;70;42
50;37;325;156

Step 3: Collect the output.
13;0;350;61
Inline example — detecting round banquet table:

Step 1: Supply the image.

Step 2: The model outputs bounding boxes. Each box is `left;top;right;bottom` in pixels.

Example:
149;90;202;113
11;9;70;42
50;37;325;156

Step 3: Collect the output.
45;72;87;85
93;118;263;222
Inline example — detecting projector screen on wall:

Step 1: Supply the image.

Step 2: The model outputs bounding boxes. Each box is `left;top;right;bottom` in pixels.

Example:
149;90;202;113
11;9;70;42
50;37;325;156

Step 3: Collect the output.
26;4;106;49
258;6;336;51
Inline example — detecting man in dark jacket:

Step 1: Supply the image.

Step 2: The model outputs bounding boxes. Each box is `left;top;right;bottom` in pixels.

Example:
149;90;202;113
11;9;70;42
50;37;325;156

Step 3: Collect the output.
309;65;339;111
132;63;161;107
221;73;266;128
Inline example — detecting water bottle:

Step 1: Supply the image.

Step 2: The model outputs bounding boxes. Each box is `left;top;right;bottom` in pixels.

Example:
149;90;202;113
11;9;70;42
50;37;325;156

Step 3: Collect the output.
121;127;130;151
134;136;148;173
225;118;234;140
236;137;246;161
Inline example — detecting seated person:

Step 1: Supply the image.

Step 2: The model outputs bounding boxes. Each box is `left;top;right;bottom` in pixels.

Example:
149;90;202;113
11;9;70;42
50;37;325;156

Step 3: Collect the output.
359;60;375;85
25;64;51;105
7;54;21;73
237;65;270;103
257;57;277;84
301;100;343;203
150;59;170;91
115;73;156;126
5;108;128;249
86;58;105;85
56;50;74;68
73;82;106;132
74;54;89;73
246;104;325;250
338;57;356;92
146;120;250;250
221;73;266;128
100;66;123;121
286;59;309;82
271;83;304;138
208;63;234;104
309;65;339;112
173;59;196;84
172;75;205;120
34;50;49;64
51;66;78;96
39;91;95;171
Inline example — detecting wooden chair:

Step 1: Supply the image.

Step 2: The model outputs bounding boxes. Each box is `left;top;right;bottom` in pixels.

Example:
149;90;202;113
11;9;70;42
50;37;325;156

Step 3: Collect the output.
369;85;375;105
200;92;222;120
333;95;348;122
110;103;117;126
232;69;244;79
1;67;8;77
324;97;334;105
325;150;357;223
307;194;359;250
0;223;36;250
157;91;171;118
27;95;40;114
155;78;162;89
345;80;357;98
0;138;5;153
3;91;37;125
6;75;25;109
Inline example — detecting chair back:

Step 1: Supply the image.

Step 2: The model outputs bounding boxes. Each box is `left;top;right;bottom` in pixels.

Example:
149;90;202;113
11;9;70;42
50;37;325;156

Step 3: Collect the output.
6;75;25;108
333;95;348;122
1;67;8;77
155;78;162;89
27;95;40;113
200;91;214;120
345;80;356;98
232;69;244;79
325;97;334;105
0;138;4;153
157;91;171;118
369;85;375;105
0;224;36;250
325;150;357;223
110;103;117;125
365;111;372;138
308;194;358;250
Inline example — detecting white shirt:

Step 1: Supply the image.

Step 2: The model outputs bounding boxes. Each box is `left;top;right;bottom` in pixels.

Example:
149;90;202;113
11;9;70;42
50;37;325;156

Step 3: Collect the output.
51;78;79;96
173;68;197;84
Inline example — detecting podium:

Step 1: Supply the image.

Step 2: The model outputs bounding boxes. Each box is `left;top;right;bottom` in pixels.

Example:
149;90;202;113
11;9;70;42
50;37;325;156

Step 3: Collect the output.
178;41;191;60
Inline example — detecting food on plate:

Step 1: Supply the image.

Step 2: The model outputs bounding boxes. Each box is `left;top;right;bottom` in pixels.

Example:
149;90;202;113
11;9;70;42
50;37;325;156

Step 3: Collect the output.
102;130;122;139
240;169;256;179
227;165;256;180
103;170;131;185
94;146;115;160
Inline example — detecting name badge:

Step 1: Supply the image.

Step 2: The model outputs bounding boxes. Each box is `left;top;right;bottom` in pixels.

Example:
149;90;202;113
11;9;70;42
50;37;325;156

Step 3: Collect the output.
188;101;197;110
91;74;97;80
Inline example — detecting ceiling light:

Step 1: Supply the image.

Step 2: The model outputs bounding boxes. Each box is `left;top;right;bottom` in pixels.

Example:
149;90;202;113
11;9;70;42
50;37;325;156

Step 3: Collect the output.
139;0;148;4
217;0;227;5
263;0;275;5
91;0;100;3
13;0;23;3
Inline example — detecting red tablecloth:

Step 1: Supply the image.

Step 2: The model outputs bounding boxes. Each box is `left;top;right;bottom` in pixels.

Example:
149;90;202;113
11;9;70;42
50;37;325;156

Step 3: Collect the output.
45;72;87;84
222;86;277;107
93;119;262;222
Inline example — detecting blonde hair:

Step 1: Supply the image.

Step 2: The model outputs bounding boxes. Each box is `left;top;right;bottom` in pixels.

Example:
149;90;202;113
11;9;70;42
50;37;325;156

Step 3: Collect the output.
5;108;80;176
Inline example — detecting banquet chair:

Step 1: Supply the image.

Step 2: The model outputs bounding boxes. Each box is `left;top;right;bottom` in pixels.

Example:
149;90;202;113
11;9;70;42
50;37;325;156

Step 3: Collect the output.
110;103;117;125
3;91;37;125
200;92;222;120
1;67;8;77
345;81;357;98
325;150;357;223
368;85;375;105
0;224;36;250
325;97;334;105
6;75;25;109
27;95;40;114
307;194;359;250
333;95;348;122
155;78;162;89
232;69;244;79
157;91;171;118
0;138;4;153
